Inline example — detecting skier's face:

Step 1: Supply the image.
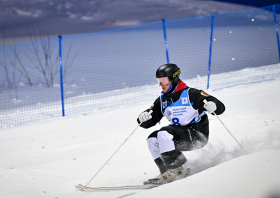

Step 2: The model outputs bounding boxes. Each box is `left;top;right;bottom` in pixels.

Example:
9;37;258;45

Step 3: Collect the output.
160;83;171;93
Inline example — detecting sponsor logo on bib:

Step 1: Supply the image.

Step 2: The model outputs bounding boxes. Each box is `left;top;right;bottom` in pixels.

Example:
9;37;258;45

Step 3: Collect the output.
168;110;172;116
181;97;188;104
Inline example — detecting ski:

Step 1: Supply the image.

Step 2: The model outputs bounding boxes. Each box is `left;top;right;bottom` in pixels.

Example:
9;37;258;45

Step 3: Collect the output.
76;168;190;192
75;184;160;192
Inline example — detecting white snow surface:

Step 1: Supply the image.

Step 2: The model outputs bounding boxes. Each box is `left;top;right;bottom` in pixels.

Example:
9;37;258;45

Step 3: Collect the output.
1;78;280;198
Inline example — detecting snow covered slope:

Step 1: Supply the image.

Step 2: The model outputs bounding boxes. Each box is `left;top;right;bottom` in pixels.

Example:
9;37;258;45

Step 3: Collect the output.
132;150;280;198
0;77;280;198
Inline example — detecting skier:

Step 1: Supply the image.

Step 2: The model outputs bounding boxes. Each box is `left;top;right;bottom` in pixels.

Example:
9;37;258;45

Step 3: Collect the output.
137;63;225;185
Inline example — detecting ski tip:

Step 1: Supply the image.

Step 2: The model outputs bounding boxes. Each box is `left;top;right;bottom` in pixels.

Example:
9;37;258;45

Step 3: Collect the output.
75;184;87;192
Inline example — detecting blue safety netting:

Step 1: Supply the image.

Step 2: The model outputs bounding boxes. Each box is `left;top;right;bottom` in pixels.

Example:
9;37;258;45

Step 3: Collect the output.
1;5;280;128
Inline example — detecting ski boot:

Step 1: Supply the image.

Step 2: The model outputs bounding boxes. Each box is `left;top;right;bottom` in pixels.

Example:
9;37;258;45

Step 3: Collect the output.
144;166;184;185
144;150;189;185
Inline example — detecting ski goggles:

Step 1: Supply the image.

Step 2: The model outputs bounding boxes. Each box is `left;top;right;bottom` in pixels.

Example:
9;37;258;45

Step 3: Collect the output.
156;77;171;86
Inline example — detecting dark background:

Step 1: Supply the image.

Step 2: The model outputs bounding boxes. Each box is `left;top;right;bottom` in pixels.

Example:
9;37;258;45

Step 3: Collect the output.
1;0;279;46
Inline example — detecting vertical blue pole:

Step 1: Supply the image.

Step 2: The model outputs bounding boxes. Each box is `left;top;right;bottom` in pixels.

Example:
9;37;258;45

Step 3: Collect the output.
162;19;170;64
207;15;214;90
273;5;280;62
58;35;65;116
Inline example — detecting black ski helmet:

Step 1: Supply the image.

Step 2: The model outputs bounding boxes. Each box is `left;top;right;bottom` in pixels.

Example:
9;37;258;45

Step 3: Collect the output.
156;64;181;85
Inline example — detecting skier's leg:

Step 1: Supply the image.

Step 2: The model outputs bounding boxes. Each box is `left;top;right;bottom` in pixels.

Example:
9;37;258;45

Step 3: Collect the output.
161;150;187;169
147;137;160;159
157;131;176;154
147;137;168;174
154;157;167;174
145;124;208;184
156;131;187;168
147;130;187;170
145;131;188;184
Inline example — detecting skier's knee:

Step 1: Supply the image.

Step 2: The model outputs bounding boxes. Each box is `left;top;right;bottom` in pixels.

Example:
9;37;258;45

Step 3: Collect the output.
147;131;158;139
147;137;160;159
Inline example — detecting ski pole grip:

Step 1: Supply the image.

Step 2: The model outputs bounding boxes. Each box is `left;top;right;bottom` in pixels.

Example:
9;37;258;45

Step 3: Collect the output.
139;110;153;126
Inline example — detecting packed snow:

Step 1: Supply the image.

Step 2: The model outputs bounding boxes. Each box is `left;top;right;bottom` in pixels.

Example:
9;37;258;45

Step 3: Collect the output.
0;77;280;198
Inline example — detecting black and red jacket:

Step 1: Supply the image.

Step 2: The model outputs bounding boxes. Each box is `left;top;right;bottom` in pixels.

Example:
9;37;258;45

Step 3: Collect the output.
137;80;225;137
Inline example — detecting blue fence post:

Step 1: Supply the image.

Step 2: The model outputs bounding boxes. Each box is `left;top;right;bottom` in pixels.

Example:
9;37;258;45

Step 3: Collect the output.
273;5;280;62
58;35;65;117
207;15;215;90
162;19;170;64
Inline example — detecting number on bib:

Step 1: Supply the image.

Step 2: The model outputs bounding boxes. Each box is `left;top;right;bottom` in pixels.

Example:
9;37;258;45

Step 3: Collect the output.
172;118;181;125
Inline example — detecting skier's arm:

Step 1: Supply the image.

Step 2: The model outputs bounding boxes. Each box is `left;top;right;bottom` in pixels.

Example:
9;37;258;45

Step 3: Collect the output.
137;97;163;128
189;88;225;115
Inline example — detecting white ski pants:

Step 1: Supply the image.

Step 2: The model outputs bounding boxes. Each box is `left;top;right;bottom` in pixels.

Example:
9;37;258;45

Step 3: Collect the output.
147;130;175;159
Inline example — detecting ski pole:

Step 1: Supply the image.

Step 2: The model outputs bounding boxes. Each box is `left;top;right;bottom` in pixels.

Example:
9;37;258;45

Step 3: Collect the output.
85;111;152;187
203;100;247;154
